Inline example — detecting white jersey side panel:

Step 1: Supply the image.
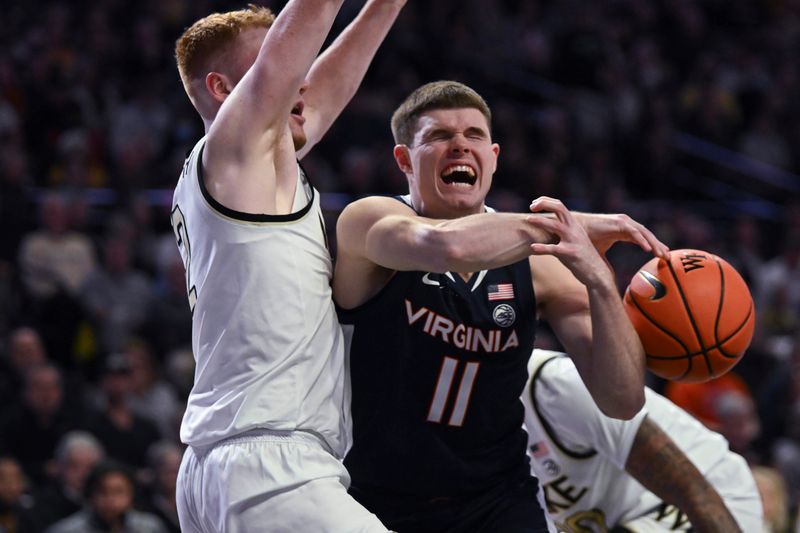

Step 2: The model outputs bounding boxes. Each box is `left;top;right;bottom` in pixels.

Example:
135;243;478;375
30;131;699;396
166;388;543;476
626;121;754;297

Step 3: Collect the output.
523;350;761;532
171;138;350;456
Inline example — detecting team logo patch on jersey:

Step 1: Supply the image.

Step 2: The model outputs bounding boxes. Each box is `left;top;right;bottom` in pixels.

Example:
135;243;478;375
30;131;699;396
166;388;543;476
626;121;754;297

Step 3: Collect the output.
542;458;560;476
493;304;516;327
487;282;514;301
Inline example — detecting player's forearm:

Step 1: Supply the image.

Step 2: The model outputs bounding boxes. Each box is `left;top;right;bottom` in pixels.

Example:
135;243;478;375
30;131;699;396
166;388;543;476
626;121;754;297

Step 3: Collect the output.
585;279;646;419
300;0;406;150
367;212;554;273
251;0;346;105
626;419;742;533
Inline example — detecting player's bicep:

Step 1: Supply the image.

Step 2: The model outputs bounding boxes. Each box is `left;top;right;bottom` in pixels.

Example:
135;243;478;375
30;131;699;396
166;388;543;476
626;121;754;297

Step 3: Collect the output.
333;198;420;309
336;198;445;273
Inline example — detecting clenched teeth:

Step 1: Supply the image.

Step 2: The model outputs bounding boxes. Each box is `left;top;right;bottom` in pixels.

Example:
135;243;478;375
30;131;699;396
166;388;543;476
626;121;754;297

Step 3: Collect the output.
441;164;477;185
442;165;476;177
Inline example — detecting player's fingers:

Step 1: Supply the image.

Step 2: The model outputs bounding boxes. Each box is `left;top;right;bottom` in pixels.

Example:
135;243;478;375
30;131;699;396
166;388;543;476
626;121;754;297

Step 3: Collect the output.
625;227;654;253
617;215;670;258
529;197;569;223
525;214;562;235
529;242;561;256
629;223;669;258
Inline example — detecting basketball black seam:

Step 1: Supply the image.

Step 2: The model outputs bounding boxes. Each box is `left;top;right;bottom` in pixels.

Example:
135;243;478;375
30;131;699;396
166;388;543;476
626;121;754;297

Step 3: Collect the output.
666;257;712;377
645;305;753;359
627;290;693;380
717;302;754;359
711;258;725;376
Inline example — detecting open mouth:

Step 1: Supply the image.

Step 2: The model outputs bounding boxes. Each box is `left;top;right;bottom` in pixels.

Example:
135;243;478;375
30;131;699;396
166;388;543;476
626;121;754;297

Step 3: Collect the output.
441;164;477;186
291;101;304;116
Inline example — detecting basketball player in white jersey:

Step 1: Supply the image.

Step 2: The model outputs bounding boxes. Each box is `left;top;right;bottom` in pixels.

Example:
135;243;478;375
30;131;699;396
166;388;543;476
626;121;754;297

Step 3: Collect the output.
170;1;405;531
523;350;763;532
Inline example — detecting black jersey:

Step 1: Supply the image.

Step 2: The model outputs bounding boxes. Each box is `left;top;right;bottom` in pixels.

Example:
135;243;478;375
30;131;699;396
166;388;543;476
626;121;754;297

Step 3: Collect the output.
339;202;538;501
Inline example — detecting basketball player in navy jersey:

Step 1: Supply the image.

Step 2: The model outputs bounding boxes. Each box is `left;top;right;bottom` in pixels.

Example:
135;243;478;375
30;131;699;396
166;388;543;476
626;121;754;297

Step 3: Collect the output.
171;1;405;531
334;81;669;532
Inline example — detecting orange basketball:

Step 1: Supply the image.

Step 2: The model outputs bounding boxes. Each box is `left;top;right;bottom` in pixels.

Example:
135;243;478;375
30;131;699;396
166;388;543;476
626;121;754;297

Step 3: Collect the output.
623;249;755;383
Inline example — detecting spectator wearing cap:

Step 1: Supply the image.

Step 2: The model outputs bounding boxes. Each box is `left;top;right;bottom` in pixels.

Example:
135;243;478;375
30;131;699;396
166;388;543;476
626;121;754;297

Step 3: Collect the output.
85;355;159;472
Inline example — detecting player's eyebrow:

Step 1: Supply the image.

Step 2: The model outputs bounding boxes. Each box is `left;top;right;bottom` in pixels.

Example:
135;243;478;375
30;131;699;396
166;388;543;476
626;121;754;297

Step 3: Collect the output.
463;126;488;138
420;126;488;143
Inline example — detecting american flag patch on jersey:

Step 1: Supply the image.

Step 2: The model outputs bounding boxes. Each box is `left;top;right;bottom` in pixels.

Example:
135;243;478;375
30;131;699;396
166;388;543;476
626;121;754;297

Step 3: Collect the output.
487;283;514;301
530;441;549;458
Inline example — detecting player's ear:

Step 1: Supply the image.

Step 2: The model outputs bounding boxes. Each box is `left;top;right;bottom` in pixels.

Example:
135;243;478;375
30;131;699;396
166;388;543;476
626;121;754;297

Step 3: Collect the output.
393;145;413;174
206;72;233;104
491;143;500;173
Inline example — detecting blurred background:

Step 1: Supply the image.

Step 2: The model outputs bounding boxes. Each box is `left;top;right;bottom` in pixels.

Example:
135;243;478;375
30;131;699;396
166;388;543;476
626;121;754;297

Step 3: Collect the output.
0;0;798;531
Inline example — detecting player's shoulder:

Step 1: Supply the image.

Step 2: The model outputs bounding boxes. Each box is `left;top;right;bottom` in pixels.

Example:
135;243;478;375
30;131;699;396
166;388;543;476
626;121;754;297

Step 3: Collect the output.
345;194;415;212
338;195;417;226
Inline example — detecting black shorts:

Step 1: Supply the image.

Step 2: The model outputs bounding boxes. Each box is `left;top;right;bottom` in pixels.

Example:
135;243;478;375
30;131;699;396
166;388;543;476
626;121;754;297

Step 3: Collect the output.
351;474;549;533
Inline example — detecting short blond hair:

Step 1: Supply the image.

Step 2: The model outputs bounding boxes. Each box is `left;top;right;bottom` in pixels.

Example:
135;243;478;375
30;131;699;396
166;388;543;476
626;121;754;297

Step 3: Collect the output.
390;81;492;146
175;4;275;97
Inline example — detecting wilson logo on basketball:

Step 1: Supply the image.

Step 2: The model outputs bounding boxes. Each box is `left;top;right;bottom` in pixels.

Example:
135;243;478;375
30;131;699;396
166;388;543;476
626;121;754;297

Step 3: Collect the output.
680;253;706;273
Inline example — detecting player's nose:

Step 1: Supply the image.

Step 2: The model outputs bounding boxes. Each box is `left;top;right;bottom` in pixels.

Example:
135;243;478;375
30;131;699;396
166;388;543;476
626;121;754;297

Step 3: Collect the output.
449;135;470;154
299;79;309;95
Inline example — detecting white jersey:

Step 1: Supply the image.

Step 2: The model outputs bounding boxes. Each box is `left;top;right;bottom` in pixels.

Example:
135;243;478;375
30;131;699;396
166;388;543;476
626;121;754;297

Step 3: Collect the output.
523;350;762;532
171;138;350;456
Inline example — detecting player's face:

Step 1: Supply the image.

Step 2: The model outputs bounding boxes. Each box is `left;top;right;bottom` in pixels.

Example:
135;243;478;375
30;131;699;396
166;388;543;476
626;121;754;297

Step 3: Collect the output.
288;81;308;151
399;107;499;219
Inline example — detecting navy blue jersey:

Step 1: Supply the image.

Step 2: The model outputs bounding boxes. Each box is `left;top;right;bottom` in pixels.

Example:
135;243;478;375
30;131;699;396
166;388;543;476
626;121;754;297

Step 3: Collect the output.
339;204;538;501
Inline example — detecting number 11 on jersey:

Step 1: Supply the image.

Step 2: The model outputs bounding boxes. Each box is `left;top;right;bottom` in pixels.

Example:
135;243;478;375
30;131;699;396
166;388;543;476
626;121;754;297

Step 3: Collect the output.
427;357;480;427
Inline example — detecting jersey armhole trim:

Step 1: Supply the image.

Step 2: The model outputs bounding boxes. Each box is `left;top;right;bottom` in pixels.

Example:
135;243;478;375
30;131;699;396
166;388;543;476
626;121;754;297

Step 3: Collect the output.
196;143;315;223
530;355;598;460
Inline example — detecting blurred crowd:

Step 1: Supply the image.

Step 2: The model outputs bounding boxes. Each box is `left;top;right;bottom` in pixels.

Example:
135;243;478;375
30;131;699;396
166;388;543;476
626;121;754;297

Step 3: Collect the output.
0;0;799;531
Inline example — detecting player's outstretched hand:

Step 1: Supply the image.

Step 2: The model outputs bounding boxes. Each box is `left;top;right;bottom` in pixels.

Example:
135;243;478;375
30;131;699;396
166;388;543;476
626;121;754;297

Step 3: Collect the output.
528;197;669;259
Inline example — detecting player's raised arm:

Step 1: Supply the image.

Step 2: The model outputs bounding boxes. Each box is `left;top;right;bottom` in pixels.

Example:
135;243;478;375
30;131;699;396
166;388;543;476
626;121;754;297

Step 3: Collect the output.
333;196;556;309
298;0;407;159
199;0;345;213
210;0;345;139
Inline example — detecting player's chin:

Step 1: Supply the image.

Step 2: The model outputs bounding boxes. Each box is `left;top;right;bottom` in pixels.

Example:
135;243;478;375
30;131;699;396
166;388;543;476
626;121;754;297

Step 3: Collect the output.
291;129;307;151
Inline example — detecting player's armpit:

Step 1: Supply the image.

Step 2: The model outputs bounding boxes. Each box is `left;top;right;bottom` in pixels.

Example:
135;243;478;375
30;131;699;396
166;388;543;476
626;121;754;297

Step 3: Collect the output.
624;417;742;533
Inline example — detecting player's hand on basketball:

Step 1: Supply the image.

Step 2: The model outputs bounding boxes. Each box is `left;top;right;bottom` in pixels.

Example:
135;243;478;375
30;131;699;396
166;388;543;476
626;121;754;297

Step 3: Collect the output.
525;196;615;286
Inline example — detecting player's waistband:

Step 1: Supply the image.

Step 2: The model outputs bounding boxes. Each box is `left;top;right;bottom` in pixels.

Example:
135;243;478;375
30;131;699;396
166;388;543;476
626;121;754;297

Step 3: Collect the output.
195;428;336;456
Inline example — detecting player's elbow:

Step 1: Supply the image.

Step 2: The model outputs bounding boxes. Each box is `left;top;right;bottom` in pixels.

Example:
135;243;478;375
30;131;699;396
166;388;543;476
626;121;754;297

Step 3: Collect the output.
600;390;644;420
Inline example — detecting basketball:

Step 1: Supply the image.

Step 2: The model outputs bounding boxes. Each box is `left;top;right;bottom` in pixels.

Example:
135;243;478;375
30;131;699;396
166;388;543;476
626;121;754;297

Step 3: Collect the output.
623;249;755;383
